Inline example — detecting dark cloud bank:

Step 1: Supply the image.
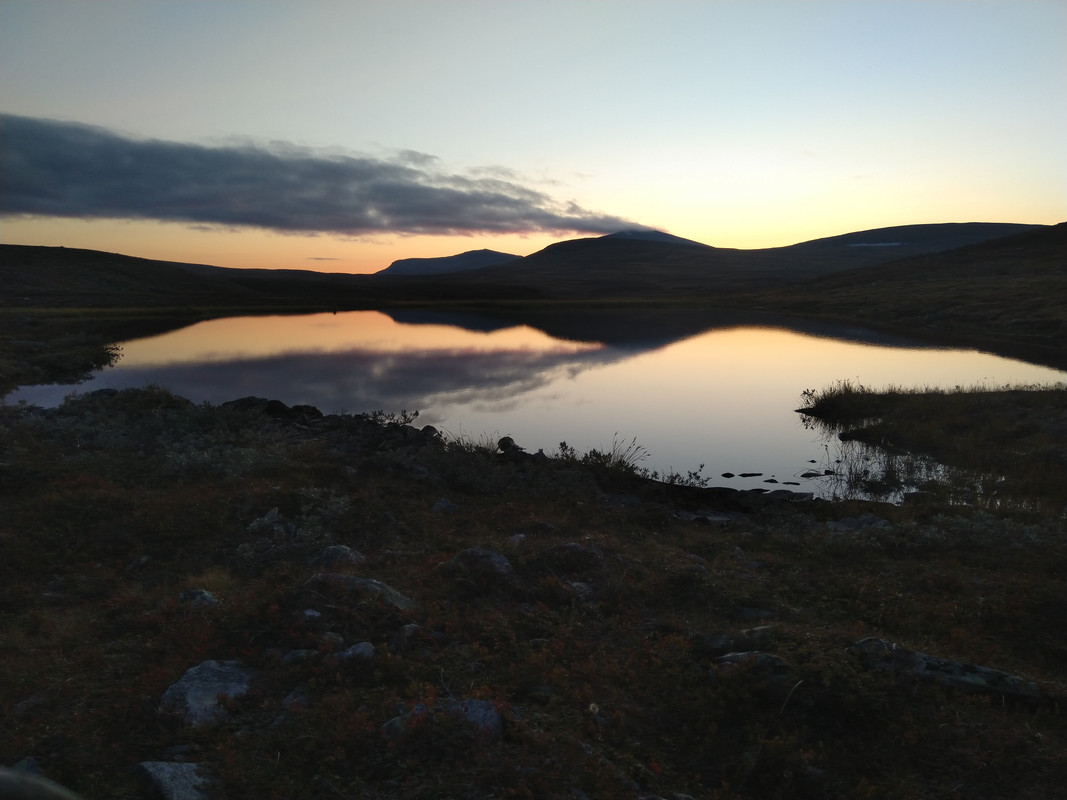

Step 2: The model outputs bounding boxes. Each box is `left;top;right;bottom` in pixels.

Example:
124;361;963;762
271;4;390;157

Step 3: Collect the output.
0;114;632;236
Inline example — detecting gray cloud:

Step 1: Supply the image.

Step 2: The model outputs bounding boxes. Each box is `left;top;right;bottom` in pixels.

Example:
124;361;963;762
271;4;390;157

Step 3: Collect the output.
0;114;634;236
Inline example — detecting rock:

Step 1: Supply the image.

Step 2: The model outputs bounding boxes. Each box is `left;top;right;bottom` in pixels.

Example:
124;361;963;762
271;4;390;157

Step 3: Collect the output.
304;573;416;610
307;545;365;569
739;607;778;622
321;631;344;648
826;513;892;532
220;396;294;419
0;768;85;800
540;542;602;573
381;699;504;741
567;581;595;602
681;509;736;523
281;649;319;665
339;642;375;661
247;507;295;538
178;589;219;608
497;436;522;453
290;404;323;420
714;651;797;700
431;497;460;513
716;651;790;675
438;548;518;590
446;698;504;738
135;762;211;800
380;703;433;739
389;623;446;654
851;637;1052;700
160;660;257;727
281;687;310;711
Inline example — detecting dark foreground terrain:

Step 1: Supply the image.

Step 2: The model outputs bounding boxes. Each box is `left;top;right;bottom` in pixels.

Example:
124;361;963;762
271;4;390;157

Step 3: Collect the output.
1;385;1066;800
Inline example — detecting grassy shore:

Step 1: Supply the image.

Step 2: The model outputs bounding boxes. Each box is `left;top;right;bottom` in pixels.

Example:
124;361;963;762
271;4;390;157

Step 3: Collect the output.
2;382;1066;799
797;380;1067;511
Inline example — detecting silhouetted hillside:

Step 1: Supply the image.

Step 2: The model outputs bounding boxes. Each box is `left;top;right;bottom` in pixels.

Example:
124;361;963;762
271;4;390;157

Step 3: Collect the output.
377;249;520;276
752;222;1067;366
433;222;1044;299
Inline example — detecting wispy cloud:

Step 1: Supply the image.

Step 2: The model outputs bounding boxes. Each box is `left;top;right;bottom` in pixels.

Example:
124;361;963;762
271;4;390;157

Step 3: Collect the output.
0;114;633;236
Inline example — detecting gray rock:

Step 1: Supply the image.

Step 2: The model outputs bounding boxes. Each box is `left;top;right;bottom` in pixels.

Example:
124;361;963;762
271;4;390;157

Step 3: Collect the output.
178;589;219;608
307;545;365;569
852;637;1054;700
568;581;595;602
438;548;519;593
431;497;460;513
826;513;892;532
450;548;514;579
381;699;504;740
716;651;791;675
339;642;375;661
447;698;504;737
160;660;257;727
281;687;310;711
381;703;432;739
281;649;319;665
304;573;415;610
389;623;446;654
0;768;85;800
135;762;211;800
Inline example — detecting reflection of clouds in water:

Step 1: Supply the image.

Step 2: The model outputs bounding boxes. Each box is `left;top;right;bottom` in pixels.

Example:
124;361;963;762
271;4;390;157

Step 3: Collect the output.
60;344;625;417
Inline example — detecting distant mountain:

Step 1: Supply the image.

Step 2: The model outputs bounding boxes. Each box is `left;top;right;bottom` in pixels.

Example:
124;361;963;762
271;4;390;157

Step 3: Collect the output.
377;248;520;276
602;229;711;248
431;222;1047;300
783;222;1043;261
751;222;1067;367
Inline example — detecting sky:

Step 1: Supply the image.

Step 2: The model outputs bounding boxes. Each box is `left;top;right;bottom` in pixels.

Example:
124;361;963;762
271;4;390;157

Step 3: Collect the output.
1;0;1064;274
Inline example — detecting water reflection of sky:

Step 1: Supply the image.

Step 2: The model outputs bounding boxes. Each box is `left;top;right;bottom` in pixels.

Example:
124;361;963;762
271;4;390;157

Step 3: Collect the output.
7;311;1065;496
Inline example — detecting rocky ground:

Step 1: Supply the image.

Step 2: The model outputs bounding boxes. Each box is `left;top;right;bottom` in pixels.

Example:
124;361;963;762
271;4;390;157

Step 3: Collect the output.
2;387;1066;799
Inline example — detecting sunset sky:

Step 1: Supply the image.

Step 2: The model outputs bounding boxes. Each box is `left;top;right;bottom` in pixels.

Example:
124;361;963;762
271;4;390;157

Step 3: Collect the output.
2;0;1064;274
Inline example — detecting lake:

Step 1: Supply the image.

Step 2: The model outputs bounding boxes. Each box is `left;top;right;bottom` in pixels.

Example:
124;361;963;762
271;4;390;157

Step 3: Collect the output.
6;309;1065;497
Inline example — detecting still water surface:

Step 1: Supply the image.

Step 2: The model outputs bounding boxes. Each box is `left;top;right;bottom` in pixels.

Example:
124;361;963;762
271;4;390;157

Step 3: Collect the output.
8;310;1065;496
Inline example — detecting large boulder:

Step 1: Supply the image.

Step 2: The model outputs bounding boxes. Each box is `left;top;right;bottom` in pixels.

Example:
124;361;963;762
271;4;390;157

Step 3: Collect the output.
160;660;257;727
135;762;212;800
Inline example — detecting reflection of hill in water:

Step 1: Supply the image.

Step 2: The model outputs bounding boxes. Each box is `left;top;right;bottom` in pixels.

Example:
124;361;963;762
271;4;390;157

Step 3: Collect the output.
83;343;622;424
381;307;946;351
